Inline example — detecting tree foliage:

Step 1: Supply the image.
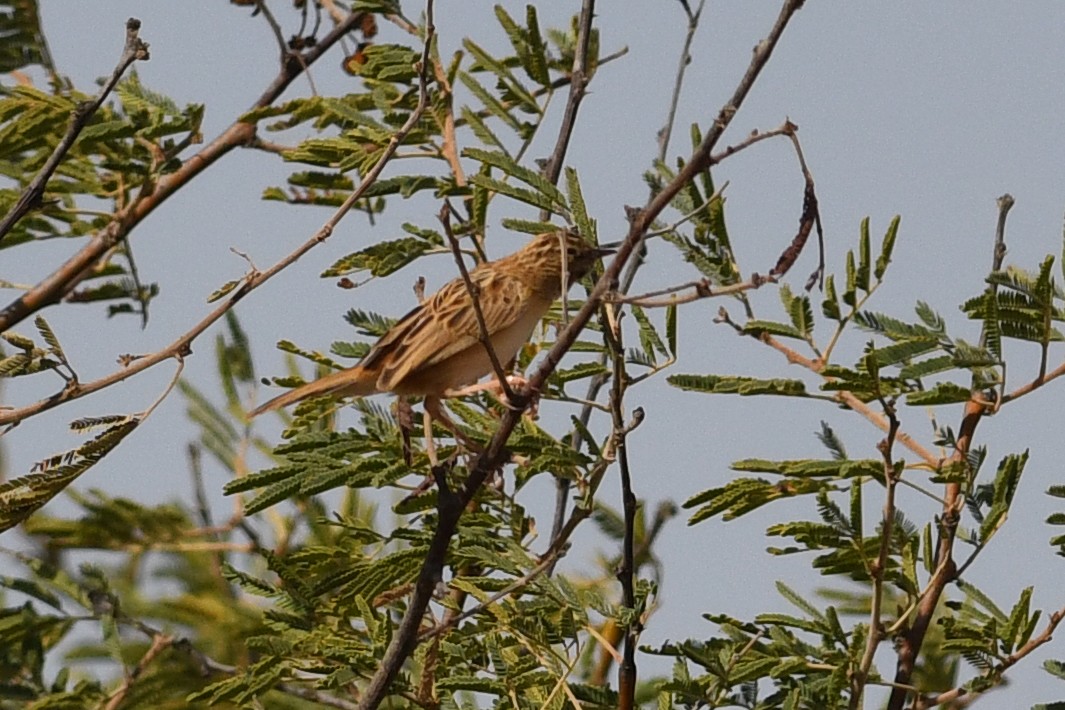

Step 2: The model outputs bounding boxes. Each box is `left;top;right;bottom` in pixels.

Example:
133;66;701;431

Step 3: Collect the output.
1;2;1065;710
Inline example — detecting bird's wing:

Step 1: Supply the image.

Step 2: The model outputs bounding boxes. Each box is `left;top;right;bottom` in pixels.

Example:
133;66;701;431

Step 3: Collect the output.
367;267;530;391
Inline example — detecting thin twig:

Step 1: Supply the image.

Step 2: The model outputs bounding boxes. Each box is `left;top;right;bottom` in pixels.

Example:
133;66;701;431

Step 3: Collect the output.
550;0;708;549
439;203;515;402
657;0;705;162
609;272;775;308
0;18;150;244
102;632;173;710
538;0;596;201
981;194;1014;400
254;0;289;60
610;305;643;710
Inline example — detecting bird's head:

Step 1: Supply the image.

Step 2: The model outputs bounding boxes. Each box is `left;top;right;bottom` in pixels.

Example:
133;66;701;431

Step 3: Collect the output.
518;230;614;294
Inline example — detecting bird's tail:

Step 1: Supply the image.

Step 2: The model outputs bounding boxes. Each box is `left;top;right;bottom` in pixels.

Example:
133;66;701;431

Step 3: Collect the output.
249;366;377;418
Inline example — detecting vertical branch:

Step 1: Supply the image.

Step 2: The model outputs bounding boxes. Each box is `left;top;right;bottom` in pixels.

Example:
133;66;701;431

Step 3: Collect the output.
657;0;706;163
538;0;596;196
849;404;899;709
980;194;1013;353
543;0;600;541
886;403;980;710
606;304;644;710
889;194;1017;708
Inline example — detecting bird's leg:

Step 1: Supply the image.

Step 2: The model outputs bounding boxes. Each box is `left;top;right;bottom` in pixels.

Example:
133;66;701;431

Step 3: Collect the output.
425;395;482;452
422;405;439;467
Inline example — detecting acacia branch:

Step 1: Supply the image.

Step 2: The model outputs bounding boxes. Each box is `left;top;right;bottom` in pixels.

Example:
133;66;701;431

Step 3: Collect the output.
887;401;980;710
887;194;1023;709
611;322;643;710
102;631;173;710
657;0;705;162
0;9;370;333
911;604;1065;710
0;9;427;429
0;18;150;245
356;2;807;706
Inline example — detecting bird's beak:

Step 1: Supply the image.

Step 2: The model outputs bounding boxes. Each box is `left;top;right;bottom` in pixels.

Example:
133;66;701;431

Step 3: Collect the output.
593;243;618;258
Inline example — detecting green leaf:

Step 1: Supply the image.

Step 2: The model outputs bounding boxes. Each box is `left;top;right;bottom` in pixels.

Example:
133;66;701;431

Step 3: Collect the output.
464;147;567;212
856;216;871;292
978;451;1027;543
500;217;559;235
822;274;841;321
669;373;807;397
742;320;804;339
463;38;539;114
875;215;900;280
904;382;971;406
321;235;441;278
467;172;561;213
0;419;139;532
732;458;883;480
458;70;525;136
565;166;595;243
666;303;678;357
207;279;241;303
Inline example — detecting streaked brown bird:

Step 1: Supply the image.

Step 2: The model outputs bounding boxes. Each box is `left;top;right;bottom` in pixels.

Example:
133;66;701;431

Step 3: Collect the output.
250;231;612;421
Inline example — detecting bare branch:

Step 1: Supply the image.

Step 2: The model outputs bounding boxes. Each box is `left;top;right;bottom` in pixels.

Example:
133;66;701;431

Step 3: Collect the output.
538;0;596;202
102;631;173;710
657;0;705;161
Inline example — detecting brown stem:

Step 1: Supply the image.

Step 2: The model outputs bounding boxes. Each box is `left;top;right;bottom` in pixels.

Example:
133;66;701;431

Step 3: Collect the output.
439;203;515;402
887;401;981;710
849;407;900;709
538;0;596;208
613;344;642;710
102;632;173;710
657;0;705;163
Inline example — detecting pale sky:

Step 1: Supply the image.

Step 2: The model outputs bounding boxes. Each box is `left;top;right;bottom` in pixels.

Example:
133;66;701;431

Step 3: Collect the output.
7;3;1065;706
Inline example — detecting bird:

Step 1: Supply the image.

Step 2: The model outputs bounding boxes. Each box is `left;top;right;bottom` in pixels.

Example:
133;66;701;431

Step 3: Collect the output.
250;230;613;423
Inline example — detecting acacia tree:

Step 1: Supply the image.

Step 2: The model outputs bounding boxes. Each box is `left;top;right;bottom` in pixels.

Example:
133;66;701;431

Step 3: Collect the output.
2;1;1065;709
